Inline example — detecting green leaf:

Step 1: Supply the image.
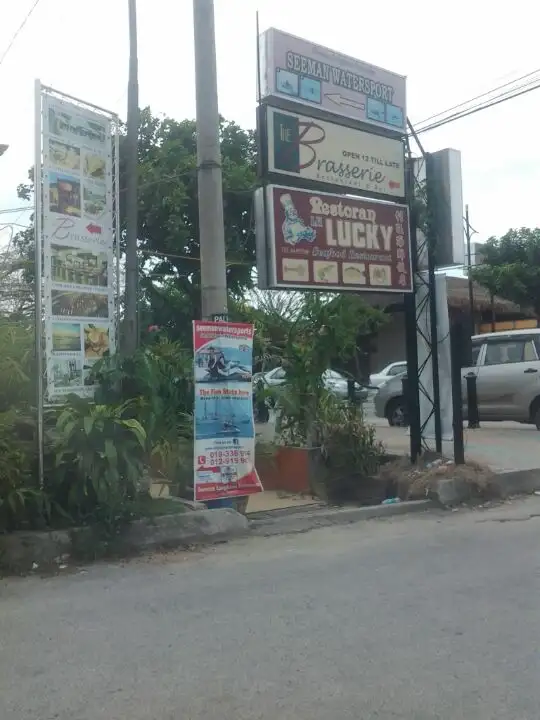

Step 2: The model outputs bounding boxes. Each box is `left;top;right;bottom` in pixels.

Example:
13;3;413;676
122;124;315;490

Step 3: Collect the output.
105;439;117;465
83;415;95;436
121;418;147;447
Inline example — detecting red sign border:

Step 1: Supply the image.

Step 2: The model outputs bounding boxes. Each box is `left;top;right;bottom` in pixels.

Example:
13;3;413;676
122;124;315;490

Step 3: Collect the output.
265;184;413;294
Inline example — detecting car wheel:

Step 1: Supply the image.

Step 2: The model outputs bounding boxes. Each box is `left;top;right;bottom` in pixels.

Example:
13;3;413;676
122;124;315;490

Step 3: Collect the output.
386;397;408;427
534;405;540;431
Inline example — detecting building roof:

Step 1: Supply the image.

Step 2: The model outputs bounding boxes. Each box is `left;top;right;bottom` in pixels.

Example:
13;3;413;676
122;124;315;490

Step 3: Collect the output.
445;275;533;316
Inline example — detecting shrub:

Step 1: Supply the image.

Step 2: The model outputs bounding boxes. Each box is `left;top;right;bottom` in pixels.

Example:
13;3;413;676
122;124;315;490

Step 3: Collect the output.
50;396;147;524
318;398;386;503
0;410;46;531
92;340;193;468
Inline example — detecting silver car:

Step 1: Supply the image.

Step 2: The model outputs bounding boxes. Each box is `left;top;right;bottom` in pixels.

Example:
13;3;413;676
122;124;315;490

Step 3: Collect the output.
369;361;407;388
374;329;540;428
255;367;369;403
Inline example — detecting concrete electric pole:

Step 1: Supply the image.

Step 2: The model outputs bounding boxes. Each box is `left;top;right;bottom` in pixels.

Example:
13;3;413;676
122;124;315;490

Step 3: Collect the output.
124;0;140;352
193;0;228;320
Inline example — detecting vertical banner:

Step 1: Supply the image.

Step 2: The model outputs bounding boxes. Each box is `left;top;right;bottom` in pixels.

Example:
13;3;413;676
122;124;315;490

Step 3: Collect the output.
193;321;263;502
40;89;117;402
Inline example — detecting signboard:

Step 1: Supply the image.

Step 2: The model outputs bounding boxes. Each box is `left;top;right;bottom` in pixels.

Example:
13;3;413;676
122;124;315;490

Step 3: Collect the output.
193;321;263;503
41;91;117;401
256;185;412;293
266;106;405;197
259;28;406;133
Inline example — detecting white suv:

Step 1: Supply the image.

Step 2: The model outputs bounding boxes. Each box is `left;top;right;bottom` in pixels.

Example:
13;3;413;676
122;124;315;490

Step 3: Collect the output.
374;329;540;428
464;329;540;427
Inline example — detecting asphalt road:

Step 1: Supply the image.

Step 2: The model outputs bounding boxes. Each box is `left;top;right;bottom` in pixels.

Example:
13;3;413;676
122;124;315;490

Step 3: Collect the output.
2;499;540;719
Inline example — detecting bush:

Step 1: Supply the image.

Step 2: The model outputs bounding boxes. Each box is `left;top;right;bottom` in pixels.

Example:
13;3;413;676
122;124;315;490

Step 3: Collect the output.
318;398;386;503
91;340;194;492
0;411;47;531
0;319;45;531
49;396;147;525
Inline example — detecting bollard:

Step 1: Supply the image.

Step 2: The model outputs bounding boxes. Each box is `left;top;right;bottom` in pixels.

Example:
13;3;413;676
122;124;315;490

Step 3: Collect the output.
347;379;357;406
450;324;465;464
401;376;409;419
466;374;480;428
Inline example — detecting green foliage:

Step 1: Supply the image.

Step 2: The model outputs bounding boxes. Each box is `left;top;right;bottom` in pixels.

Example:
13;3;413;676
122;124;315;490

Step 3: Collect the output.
0;411;46;531
50;396;147;524
471;227;540;315
255;292;386;446
0;318;44;531
92;339;194;497
318;398;386;503
0;317;34;410
133;109;257;343
92;338;193;443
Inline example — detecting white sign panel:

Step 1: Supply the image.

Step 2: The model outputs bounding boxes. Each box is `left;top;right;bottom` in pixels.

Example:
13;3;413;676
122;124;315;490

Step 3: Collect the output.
266;106;405;197
41;93;116;401
259;28;407;134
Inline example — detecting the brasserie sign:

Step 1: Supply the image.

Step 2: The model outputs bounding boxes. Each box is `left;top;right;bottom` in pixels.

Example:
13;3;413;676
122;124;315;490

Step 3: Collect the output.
266;106;405;198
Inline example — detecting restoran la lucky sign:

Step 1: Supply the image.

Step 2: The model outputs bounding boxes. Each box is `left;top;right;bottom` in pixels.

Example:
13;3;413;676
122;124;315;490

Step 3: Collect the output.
310;196;394;251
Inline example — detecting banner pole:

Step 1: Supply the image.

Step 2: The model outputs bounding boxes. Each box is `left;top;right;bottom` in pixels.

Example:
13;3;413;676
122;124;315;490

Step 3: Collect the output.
34;79;44;489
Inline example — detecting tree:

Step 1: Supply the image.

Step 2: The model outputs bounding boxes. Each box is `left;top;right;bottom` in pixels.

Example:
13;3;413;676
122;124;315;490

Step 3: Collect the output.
236;289;387;379
471;228;540;316
134;108;257;344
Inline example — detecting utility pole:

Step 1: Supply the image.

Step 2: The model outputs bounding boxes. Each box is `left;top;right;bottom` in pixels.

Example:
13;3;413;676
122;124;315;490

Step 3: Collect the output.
193;0;228;320
124;0;139;352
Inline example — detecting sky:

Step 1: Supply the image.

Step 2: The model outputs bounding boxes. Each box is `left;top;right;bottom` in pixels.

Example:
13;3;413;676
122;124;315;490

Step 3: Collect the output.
0;0;539;250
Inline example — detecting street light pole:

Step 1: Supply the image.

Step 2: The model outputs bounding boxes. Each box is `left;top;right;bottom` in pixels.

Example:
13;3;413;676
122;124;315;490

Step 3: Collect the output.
124;0;139;352
193;0;228;320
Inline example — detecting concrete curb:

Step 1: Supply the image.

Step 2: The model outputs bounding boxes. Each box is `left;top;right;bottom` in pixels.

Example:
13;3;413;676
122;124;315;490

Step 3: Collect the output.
432;469;540;507
249;500;434;536
9;476;538;573
0;508;249;575
495;469;540;497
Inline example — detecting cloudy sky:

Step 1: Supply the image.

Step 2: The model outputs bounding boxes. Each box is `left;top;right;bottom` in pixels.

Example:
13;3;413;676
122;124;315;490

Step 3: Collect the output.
0;0;538;248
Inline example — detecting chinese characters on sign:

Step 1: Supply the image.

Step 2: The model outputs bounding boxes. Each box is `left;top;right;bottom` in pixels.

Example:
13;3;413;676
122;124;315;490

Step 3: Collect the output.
193;321;263;502
261;185;411;292
41;92;117;402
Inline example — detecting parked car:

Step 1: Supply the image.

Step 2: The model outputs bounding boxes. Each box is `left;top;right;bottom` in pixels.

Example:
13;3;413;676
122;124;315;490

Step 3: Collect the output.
254;367;369;403
374;329;540;429
369;361;407;388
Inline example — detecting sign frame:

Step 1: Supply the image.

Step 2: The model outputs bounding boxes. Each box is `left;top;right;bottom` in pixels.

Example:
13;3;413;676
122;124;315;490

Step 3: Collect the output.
192;321;263;502
259;27;407;134
38;87;120;403
265;105;406;199
256;184;413;294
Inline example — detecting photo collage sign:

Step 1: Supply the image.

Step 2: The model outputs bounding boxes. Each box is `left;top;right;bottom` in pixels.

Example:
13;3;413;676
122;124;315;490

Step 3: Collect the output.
41;94;116;401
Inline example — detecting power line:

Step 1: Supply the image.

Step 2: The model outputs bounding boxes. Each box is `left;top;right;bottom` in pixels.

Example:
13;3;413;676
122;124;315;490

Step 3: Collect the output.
415;67;540;127
416;74;540;132
0;0;42;68
414;76;540;135
0;206;33;215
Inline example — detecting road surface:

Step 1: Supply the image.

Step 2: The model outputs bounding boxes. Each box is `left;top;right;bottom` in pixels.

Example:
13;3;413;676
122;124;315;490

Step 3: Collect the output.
2;498;540;719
